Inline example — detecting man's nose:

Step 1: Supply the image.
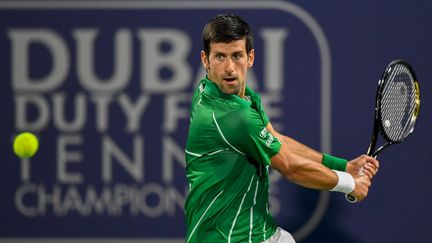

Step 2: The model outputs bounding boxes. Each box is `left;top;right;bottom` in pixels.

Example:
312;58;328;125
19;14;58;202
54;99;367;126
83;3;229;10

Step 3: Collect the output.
225;58;234;73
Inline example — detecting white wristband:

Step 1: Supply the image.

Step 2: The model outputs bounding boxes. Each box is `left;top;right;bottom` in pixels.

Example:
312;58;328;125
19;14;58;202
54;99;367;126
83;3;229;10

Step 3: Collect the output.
330;170;355;194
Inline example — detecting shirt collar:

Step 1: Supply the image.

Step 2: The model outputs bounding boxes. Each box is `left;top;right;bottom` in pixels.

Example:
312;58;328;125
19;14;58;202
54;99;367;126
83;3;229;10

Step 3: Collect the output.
202;76;252;106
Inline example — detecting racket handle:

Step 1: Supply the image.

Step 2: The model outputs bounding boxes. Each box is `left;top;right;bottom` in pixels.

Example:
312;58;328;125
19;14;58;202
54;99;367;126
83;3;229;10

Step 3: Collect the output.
345;193;358;203
344;167;364;203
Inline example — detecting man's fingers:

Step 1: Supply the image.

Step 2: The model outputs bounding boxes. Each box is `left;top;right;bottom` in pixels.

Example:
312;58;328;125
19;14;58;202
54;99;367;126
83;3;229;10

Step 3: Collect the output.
362;176;372;187
365;163;377;175
362;168;374;179
365;156;380;169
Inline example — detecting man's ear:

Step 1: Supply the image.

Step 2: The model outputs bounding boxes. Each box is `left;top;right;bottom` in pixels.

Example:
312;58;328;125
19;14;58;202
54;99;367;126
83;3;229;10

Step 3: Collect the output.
247;49;255;68
201;51;209;70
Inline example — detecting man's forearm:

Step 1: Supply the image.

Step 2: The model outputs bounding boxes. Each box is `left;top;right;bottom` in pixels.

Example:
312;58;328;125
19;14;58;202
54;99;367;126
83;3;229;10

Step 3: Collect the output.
266;123;323;163
279;135;323;163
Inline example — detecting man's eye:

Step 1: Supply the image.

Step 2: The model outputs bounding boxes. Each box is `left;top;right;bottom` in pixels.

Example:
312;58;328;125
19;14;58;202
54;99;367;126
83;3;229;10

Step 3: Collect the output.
216;55;224;60
233;54;242;60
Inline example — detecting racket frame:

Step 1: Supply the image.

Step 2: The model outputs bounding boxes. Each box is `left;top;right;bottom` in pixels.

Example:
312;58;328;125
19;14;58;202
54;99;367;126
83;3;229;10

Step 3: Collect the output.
368;59;420;157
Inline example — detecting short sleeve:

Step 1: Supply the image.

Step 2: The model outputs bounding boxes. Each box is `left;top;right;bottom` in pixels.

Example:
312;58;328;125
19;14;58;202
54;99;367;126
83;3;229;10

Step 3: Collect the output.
216;108;281;166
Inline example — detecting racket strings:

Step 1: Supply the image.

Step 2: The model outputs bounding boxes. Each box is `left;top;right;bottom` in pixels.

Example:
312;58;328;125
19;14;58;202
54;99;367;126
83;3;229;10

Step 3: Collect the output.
383;68;415;140
380;64;417;142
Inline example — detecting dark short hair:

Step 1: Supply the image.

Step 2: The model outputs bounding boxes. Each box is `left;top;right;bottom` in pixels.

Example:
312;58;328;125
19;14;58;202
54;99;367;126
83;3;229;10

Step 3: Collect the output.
202;14;254;57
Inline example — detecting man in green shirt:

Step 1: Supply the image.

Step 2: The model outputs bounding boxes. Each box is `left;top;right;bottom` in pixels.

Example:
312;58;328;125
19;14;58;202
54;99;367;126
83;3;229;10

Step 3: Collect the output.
184;14;379;243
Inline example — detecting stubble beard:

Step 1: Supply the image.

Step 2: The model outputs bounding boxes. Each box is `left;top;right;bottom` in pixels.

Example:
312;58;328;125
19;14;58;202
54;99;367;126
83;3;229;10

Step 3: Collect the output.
219;82;241;96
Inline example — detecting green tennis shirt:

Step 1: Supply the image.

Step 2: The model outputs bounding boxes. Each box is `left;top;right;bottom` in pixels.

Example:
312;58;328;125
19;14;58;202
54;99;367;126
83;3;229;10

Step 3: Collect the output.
184;77;282;243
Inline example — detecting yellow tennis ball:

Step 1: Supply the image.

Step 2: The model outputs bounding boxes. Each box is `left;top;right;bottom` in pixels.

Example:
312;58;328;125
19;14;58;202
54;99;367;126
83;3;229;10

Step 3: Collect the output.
13;132;39;158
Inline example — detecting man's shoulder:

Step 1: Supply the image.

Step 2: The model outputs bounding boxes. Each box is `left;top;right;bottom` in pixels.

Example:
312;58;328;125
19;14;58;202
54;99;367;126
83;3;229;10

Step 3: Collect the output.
212;97;252;115
213;103;262;135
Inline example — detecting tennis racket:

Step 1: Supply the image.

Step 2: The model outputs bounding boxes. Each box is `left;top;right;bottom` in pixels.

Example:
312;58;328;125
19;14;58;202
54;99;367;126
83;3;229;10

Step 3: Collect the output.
346;59;421;203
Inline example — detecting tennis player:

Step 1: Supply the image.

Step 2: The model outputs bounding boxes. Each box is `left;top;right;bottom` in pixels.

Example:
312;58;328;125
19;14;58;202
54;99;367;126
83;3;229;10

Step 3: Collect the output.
184;14;379;243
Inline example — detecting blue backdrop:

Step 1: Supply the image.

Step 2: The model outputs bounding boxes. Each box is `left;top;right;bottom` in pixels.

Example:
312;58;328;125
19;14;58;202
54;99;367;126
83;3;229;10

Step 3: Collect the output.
0;1;431;242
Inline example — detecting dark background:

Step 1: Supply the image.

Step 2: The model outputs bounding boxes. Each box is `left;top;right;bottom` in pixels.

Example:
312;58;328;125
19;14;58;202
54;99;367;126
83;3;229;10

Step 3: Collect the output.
0;0;431;242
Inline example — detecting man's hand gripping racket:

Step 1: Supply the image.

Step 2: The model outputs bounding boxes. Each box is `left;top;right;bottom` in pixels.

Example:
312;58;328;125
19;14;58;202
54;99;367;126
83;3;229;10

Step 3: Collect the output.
346;60;421;203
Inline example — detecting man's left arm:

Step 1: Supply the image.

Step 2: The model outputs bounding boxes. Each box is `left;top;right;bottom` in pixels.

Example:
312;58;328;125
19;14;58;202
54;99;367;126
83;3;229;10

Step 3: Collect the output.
265;122;379;178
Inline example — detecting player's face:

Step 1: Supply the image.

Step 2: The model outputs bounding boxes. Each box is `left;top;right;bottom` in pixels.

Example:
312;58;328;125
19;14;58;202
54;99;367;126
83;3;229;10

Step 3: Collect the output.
201;39;254;97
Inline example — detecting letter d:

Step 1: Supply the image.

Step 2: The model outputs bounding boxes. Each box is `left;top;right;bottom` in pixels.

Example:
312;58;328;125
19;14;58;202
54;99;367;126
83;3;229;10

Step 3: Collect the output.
8;29;69;92
15;94;49;131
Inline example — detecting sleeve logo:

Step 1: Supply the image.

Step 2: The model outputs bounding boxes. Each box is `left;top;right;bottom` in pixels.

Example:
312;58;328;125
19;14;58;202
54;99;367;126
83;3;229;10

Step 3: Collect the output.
259;128;275;147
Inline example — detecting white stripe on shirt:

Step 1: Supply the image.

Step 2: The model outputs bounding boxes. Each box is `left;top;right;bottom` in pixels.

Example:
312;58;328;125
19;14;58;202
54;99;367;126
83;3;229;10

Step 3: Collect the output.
228;174;255;243
187;190;224;243
212;111;245;156
249;180;260;243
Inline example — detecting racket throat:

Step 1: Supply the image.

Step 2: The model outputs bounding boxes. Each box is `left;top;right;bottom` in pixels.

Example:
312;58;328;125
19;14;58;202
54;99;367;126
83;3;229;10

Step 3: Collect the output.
371;142;393;158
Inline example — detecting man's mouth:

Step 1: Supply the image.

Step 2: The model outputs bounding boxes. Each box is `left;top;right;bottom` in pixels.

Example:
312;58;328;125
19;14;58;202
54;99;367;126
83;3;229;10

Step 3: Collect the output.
223;77;237;85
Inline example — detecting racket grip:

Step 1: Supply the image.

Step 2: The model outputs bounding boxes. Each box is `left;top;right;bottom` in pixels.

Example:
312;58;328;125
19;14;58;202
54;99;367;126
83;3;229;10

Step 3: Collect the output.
344;167;364;203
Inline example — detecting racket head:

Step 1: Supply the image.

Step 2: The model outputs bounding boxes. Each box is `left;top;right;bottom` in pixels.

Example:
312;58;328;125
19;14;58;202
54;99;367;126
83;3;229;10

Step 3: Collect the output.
375;60;420;145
